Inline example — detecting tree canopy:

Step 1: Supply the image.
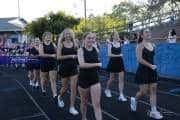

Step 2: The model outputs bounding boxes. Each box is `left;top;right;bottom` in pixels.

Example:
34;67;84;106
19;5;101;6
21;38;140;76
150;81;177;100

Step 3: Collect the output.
24;1;180;41
24;11;80;39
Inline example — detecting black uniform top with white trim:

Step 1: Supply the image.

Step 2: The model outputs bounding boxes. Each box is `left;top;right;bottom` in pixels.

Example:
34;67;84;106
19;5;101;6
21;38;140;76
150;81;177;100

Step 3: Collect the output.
60;46;78;68
110;42;122;56
43;42;56;54
43;42;56;61
80;47;100;71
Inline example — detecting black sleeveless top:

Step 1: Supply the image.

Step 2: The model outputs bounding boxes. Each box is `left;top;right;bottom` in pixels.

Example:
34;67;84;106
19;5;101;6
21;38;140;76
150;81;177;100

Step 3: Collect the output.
31;47;39;56
27;47;38;63
135;46;157;84
27;48;33;55
80;47;100;71
111;43;122;55
61;46;78;68
141;47;155;65
18;48;24;54
43;43;56;54
43;42;56;61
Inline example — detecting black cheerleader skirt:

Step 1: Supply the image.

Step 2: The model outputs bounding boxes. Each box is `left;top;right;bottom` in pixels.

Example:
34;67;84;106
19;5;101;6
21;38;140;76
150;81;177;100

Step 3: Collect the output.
135;64;158;84
107;57;125;73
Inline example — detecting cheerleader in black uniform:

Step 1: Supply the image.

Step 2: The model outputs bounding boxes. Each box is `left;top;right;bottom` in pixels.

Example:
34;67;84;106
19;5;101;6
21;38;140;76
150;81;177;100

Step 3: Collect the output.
104;31;127;101
39;32;57;102
31;38;40;88
57;28;79;115
15;45;20;68
130;29;163;119
26;42;34;86
78;32;102;120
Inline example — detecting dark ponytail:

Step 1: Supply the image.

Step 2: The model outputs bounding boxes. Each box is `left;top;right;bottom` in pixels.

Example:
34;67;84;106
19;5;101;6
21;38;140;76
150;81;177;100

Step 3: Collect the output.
82;32;92;47
171;29;176;36
138;29;144;44
110;32;114;42
110;32;119;42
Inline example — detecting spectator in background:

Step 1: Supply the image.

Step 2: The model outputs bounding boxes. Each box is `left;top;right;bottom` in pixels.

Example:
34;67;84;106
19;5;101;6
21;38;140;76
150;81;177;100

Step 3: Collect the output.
128;21;133;32
167;29;176;43
14;45;21;68
0;46;5;56
106;34;111;44
75;38;81;48
124;36;130;45
132;33;138;43
0;36;4;47
92;33;100;49
119;35;124;44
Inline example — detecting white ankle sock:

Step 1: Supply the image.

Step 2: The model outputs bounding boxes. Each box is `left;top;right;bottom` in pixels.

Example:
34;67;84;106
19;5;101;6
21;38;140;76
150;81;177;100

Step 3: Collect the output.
151;105;157;112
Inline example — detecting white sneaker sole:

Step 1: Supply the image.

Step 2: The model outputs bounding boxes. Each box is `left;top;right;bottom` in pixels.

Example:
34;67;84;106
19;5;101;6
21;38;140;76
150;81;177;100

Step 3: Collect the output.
104;91;112;98
148;111;163;119
130;98;137;111
69;111;79;116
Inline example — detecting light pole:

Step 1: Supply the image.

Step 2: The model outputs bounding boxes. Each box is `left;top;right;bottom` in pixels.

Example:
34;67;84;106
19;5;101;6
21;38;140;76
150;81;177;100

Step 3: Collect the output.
84;0;87;30
18;0;20;18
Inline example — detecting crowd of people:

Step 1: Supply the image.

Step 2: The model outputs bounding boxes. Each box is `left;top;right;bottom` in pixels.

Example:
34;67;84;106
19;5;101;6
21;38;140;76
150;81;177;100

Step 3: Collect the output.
0;44;25;56
17;28;164;120
0;43;27;68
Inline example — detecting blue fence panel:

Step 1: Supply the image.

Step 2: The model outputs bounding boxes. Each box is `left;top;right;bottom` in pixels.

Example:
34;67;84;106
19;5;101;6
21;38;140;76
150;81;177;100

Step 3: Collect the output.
122;44;138;73
99;43;108;69
155;43;180;78
99;43;180;78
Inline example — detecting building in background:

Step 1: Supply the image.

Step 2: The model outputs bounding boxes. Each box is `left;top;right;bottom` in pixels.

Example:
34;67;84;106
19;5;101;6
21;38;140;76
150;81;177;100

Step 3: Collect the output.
0;17;27;48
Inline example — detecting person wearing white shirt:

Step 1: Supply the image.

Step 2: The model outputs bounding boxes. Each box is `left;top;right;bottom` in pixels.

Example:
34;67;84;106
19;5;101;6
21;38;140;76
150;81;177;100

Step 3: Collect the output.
124;36;130;45
167;29;176;43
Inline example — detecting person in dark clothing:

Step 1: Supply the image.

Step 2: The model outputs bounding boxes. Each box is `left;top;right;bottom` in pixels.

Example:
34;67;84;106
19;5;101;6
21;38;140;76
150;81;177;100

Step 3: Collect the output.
130;29;163;119
104;32;127;101
78;32;102;120
39;32;57;103
57;28;79;115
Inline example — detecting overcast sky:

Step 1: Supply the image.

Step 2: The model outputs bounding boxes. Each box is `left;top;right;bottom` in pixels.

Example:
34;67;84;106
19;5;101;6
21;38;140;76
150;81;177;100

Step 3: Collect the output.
0;0;147;22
